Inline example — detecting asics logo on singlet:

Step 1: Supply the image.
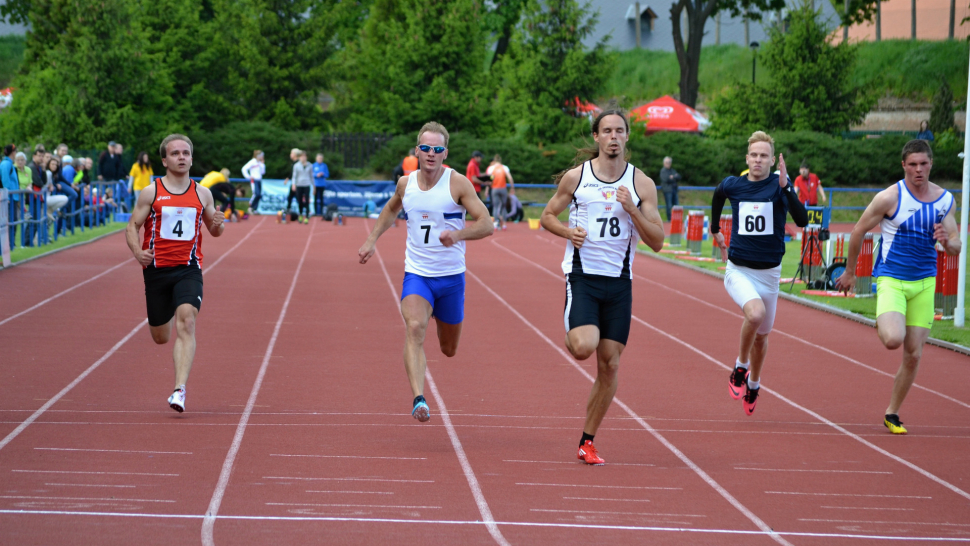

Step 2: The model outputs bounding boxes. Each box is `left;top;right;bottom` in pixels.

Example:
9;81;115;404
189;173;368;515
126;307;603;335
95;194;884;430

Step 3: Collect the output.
581;183;600;188
601;190;616;200
157;196;172;201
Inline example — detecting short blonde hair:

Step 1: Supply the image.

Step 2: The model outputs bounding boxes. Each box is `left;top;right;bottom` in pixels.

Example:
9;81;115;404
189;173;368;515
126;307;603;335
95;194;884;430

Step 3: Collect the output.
417;121;450;147
220;168;231;178
159;134;193;159
747;131;775;156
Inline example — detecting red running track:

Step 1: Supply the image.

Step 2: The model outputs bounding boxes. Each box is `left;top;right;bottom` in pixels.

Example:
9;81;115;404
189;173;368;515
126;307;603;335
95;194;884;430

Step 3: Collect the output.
0;218;968;545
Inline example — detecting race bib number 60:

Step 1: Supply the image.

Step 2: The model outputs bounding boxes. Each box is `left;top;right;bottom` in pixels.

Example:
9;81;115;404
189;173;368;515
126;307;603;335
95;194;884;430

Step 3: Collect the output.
738;201;773;235
160;206;197;241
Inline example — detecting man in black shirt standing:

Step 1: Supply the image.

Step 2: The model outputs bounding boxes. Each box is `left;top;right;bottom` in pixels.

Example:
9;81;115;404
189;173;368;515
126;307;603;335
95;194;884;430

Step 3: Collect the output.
98;141;124;182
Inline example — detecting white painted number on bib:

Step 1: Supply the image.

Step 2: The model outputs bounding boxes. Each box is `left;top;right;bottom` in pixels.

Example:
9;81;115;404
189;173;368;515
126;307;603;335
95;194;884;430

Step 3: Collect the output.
160;206;197;241
409;211;443;247
587;202;630;242
738;201;773;235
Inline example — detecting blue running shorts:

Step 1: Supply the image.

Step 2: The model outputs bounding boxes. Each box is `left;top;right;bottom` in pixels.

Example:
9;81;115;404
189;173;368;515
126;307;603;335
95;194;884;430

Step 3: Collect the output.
401;272;465;325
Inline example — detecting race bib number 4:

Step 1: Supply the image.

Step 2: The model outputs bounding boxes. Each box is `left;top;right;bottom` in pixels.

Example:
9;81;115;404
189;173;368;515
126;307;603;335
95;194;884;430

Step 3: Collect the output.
409;211;444;247
738;201;773;235
586;202;630;242
160;206;197;241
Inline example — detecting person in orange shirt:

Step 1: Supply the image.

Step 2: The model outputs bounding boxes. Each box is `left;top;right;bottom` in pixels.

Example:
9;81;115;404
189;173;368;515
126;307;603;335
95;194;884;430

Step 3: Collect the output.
487;155;514;231
402;149;419;175
793;161;826;207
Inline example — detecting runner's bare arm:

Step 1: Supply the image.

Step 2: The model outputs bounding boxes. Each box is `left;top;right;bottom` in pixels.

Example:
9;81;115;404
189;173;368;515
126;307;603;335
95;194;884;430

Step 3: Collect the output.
443;171;493;246
197;185;225;237
624;169;665;252
541;166;586;248
934;203;962;256
126;185;157;267
359;176;407;264
835;188;896;293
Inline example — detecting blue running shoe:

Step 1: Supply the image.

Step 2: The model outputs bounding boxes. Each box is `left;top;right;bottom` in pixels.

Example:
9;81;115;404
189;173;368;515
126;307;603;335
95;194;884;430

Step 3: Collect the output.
412;400;430;422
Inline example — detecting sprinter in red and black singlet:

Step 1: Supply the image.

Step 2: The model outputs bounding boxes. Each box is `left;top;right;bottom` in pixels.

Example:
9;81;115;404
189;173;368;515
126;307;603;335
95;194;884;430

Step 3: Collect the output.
126;134;224;413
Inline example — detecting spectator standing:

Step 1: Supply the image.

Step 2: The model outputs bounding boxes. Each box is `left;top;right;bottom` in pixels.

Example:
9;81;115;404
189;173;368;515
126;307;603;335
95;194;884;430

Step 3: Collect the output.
290;151;313;224
27;145;46;189
55;143;68;161
128;151;154;204
72;157;85;185
486;154;514;231
402;149;419;176
1;144;21;249
241;150;266;215
81;157;93;185
465;151;488;199
312;153;329;216
793;162;827;207
98;141;124;182
916;120;934;142
16;151;40;246
658;156;681;221
282;148;300;218
15;152;31;190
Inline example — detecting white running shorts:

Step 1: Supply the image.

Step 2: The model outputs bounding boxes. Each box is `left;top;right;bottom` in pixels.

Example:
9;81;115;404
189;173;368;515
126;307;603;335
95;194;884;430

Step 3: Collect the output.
724;260;781;335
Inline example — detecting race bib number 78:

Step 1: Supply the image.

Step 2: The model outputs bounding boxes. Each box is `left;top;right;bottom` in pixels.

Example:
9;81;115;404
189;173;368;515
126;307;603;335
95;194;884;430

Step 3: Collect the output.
160;206;197;241
738;201;773;235
586;202;630;242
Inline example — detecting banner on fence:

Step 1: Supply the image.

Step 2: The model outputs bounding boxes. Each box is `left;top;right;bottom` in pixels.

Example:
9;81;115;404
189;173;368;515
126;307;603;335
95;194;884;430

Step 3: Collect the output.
253;179;396;216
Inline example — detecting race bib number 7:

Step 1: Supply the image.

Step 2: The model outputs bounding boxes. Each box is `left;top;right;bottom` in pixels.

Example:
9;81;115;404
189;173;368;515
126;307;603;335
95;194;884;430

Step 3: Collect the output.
587;202;630;242
160;206;197;241
738;201;773;235
409;211;443;247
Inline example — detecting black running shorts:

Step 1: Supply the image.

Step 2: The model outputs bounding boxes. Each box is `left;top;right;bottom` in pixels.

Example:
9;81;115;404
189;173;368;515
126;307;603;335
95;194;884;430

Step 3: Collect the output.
143;265;203;327
563;272;632;345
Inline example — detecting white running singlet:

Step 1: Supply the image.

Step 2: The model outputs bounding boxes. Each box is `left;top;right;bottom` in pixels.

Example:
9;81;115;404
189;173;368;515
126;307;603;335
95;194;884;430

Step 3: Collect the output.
561;161;640;278
403;168;466;277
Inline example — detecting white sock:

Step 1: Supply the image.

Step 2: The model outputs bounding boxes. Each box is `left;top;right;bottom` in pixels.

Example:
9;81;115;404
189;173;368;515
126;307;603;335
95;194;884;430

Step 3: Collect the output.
736;359;749;370
747;378;760;390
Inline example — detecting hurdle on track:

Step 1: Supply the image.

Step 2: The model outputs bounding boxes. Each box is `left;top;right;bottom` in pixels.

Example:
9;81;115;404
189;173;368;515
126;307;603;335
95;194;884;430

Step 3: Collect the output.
711;214;731;262
936;245;960;319
686;210;704;256
669;205;684;246
855;233;875;297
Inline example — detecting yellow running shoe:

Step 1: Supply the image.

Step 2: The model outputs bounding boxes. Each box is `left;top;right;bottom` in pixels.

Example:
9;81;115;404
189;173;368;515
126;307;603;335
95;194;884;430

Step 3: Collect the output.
884;414;907;434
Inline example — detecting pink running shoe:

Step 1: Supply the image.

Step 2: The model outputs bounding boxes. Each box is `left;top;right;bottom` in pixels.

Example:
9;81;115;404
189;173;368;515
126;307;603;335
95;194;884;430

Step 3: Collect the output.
728;366;748;400
743;386;760;416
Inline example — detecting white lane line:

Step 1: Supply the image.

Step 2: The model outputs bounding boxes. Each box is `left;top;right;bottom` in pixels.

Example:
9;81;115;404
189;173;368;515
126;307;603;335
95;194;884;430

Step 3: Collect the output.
365;219;510;546
265;476;434;484
0;495;174;503
530;509;705;517
736;468;892;474
503;459;655;467
563;497;652;503
467;268;794;546
45;483;137;489
4;510;970;541
35;447;192;455
821;506;915;511
269;454;426;460
496;240;970;504
526;236;970;409
799;518;970;528
0;258;133;327
306;491;394;495
766;491;932;499
0;217;266;453
12;469;178;477
517;483;681;491
266;503;441;509
202;220;314;546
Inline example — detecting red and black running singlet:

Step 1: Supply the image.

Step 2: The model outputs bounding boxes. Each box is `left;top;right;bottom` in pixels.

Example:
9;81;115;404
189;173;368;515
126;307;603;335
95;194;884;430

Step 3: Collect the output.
142;178;205;269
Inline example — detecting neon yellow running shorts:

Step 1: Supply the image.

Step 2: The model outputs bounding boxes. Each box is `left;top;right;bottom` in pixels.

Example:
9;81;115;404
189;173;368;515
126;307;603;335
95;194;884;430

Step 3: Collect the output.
875;276;935;329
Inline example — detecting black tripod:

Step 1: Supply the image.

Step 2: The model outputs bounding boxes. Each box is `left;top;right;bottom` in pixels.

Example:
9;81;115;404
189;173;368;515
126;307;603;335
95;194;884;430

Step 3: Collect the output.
788;228;829;292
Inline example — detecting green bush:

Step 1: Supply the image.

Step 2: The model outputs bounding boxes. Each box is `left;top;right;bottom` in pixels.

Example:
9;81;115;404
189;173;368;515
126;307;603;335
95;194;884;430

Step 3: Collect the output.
190;121;342;179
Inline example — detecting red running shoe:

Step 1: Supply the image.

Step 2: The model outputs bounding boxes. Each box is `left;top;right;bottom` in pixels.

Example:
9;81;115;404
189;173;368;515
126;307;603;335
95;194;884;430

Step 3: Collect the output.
743;386;760;416
577;440;605;465
728;366;748;400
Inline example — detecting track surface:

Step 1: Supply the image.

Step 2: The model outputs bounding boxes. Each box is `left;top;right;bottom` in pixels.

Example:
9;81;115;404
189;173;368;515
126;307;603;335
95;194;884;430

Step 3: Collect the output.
1;218;968;545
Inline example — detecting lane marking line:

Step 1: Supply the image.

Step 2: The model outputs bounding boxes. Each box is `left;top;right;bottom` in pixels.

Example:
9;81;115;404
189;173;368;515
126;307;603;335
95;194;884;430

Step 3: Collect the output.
11;470;178;477
516;483;681;490
306;491;395;495
45;483;136;489
0;495;174;503
518;237;970;409
563;497;652;503
265;503;441;509
799;518;970;528
766;491;932;499
265;476;434;484
492;239;970;504
736;468;892;474
269;454;426;460
34;447;192;455
365;219;511;546
821;506;914;511
3;510;970;541
467;268;794;546
530;509;705;517
202;220;315;546
503;459;654;467
0;218;267;454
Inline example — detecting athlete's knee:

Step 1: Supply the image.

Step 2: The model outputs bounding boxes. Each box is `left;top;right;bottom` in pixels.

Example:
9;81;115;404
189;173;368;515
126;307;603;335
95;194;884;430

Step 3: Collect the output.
150;329;169;344
404;316;428;340
439;341;458;358
744;305;766;326
176;311;197;337
567;338;597;360
879;329;904;350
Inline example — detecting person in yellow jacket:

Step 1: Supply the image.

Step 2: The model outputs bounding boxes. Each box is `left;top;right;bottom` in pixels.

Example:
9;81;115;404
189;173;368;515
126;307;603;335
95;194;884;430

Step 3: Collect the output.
200;168;239;220
128;151;154;203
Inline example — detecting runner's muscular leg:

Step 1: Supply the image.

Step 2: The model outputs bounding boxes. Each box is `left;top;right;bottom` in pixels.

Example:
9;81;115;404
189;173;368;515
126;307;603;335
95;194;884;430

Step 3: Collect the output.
435;319;462;357
172;303;198;389
566;324;599;360
583;339;624;436
876;311;906;350
738;298;766;365
150;319;174;345
401;295;433;397
886;325;930;415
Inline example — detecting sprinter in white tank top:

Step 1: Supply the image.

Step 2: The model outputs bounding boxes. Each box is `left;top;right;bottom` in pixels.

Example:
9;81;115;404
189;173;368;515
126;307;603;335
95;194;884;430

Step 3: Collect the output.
358;122;493;423
540;110;665;465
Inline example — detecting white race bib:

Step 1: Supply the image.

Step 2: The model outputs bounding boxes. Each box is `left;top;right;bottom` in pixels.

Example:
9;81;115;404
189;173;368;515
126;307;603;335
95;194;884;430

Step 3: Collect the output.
408;211;443;247
160;206;197;241
586;201;630;242
738;201;773;235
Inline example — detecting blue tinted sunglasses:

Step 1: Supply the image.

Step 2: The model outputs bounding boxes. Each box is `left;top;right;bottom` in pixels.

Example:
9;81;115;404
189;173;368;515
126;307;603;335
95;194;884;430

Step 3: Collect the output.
418;144;446;154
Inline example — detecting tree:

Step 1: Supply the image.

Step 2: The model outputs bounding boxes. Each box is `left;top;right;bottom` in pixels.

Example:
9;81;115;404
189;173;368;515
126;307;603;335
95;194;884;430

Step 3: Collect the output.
484;0;527;67
929;75;955;135
2;0;177;149
709;4;873;135
335;0;493;135
828;0;880;26
492;0;614;142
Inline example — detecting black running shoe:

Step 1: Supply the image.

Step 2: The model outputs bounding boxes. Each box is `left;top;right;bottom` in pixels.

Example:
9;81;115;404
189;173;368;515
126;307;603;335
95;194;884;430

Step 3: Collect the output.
728;366;748;400
743;386;760;416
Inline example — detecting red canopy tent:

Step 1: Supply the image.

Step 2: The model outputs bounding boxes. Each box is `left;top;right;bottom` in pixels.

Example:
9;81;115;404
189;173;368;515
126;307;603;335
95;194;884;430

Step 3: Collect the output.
630;95;710;133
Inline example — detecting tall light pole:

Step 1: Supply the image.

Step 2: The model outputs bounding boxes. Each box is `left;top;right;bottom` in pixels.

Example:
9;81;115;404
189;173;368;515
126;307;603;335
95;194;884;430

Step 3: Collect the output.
955;48;970;327
750;41;760;85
